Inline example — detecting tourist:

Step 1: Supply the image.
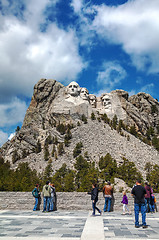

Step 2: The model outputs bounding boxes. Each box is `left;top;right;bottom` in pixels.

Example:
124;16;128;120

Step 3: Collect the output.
121;191;131;215
42;180;51;212
88;183;102;216
131;179;147;228
145;182;153;213
32;184;40;211
50;184;56;211
150;193;155;213
103;181;113;212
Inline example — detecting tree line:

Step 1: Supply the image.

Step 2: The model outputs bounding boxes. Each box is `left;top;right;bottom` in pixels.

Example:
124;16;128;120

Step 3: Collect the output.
1;150;159;192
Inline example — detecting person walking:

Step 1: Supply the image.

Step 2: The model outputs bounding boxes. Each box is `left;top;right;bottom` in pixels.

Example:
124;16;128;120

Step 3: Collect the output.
131;179;147;228
103;181;113;212
32;184;40;211
42;180;51;212
121;191;131;215
88;183;102;216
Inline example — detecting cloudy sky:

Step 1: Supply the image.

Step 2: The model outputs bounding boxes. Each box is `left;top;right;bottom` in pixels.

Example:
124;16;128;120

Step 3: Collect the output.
0;0;159;146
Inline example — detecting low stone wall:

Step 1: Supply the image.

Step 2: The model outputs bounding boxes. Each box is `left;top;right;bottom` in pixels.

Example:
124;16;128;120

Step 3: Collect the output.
0;192;158;212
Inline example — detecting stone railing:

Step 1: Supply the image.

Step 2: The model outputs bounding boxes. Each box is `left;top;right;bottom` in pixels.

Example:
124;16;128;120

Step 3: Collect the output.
0;192;158;212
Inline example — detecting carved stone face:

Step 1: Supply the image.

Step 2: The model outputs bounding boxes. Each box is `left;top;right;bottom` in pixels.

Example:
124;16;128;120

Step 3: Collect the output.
80;88;89;101
89;94;97;108
67;81;80;96
102;94;112;110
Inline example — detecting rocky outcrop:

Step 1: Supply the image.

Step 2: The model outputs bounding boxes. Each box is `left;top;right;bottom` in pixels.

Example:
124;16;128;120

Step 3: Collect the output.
1;79;159;177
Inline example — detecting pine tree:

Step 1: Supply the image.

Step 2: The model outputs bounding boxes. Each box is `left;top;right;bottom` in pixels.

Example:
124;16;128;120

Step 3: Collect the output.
35;140;41;153
73;142;83;158
44;144;49;161
12;149;20;164
91;112;96;120
58;142;64;155
52;144;56;157
81;114;87;124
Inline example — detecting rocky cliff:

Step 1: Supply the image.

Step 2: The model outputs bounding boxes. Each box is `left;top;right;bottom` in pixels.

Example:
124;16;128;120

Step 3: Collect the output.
1;78;159;178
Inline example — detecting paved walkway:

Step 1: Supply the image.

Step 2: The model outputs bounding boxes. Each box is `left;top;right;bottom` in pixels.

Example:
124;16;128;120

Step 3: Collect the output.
0;210;159;239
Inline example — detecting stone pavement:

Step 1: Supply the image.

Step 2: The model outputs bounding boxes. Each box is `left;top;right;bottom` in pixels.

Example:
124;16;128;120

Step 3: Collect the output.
0;210;159;240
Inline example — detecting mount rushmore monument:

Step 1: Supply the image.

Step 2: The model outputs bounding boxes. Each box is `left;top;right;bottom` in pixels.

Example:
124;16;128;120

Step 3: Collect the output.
48;80;126;120
1;78;159;175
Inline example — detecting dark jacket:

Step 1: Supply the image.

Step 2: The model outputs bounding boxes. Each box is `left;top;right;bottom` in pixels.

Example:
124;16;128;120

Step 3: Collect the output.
88;187;99;201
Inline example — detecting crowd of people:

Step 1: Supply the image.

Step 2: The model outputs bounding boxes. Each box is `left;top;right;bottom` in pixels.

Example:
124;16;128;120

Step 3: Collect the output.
32;180;157;228
32;181;57;212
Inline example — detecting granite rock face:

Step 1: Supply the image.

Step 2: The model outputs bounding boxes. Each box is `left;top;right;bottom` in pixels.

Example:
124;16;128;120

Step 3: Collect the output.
1;79;159;177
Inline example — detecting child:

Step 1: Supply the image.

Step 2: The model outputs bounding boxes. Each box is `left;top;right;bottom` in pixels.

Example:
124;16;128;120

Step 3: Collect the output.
121;191;131;215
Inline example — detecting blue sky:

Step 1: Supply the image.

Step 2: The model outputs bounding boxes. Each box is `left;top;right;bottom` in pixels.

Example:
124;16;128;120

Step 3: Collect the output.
0;0;159;146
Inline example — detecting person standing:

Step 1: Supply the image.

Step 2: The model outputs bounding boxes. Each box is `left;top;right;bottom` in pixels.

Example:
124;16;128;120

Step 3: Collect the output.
32;184;40;211
50;184;56;211
88;183;102;216
145;182;153;213
103;181;113;212
131;179;147;228
121;191;131;215
42;181;51;212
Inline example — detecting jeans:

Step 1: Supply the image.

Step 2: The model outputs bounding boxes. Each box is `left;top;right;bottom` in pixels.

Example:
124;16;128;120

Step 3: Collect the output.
50;197;54;211
145;198;152;212
104;197;111;212
33;197;39;211
92;200;101;215
134;203;146;226
151;196;155;212
43;197;50;212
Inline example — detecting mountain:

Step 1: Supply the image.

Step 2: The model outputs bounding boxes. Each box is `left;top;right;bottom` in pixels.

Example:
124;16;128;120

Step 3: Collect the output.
0;78;159;178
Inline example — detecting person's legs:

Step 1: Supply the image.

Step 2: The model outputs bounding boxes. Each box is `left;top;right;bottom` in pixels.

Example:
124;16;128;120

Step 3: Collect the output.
134;203;140;227
145;198;149;212
92;201;95;215
104;197;108;212
140;203;146;226
123;204;126;213
151;196;155;212
33;197;38;211
46;197;50;212
107;197;112;212
147;198;152;212
43;197;47;211
50;197;54;211
94;200;101;214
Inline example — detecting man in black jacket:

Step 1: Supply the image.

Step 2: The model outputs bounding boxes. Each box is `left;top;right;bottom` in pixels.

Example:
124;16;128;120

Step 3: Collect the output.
88;183;102;216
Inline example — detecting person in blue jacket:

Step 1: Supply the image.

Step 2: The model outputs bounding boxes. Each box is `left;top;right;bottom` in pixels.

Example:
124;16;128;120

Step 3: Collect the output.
88;183;102;216
32;184;40;211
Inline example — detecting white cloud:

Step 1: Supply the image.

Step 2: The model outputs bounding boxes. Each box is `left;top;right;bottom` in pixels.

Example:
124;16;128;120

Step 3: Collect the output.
0;130;8;147
0;0;85;103
128;83;155;97
92;0;159;74
71;0;83;13
0;97;28;127
140;83;154;95
96;61;127;92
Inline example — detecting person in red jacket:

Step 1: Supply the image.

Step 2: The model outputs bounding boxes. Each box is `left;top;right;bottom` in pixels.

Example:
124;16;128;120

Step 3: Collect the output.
145;182;153;213
103;181;113;212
